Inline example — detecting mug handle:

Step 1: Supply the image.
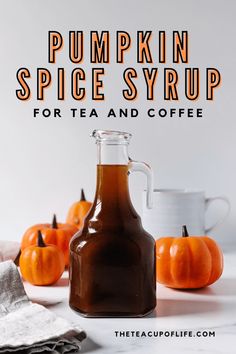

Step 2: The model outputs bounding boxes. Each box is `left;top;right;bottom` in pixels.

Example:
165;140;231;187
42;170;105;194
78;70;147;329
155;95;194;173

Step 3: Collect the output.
205;196;230;234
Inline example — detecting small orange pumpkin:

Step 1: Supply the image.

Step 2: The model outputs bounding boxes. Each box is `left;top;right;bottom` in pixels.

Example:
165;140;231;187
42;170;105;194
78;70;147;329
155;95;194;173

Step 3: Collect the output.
66;189;92;229
21;215;77;266
156;225;223;289
20;230;65;286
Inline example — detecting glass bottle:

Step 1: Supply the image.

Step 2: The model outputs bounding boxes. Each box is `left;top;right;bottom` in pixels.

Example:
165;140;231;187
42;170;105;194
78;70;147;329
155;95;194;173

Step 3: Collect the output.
69;130;156;317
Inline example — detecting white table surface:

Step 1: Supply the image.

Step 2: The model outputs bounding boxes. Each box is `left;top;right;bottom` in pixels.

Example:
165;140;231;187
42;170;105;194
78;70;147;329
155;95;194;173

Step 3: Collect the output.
24;249;236;354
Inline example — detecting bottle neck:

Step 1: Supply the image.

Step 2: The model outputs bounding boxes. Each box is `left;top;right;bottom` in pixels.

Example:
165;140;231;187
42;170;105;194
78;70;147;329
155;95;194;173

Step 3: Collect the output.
95;143;131;206
85;142;141;231
97;143;129;165
95;165;130;205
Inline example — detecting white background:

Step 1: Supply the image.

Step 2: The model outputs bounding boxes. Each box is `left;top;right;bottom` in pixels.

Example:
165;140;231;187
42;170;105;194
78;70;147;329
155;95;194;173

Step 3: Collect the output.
0;0;235;248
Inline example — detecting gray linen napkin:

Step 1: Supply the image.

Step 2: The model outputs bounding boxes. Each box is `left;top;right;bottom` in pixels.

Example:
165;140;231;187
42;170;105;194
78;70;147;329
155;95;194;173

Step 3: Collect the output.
0;261;86;353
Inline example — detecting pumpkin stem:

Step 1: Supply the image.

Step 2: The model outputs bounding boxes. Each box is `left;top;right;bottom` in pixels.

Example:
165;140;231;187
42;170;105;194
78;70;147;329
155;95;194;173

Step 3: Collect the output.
52;214;58;229
182;225;189;237
37;230;46;247
80;188;86;201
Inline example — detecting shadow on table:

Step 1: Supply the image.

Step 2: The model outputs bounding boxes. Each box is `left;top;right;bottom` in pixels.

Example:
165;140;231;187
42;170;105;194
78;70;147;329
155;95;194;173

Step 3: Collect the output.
54;277;69;286
171;278;236;297
147;298;223;317
197;278;236;296
79;337;102;353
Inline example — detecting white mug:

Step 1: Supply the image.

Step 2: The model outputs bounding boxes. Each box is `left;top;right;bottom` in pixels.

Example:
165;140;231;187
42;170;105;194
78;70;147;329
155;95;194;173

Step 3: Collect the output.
142;189;230;238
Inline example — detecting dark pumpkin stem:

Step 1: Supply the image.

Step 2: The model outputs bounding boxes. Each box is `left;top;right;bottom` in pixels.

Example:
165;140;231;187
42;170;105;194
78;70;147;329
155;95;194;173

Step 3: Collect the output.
182;225;189;237
37;230;46;247
14;250;21;266
52;214;58;229
80;188;86;201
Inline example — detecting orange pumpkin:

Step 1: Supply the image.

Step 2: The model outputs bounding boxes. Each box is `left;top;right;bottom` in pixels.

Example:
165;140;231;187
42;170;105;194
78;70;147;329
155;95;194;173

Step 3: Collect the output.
20;230;65;285
156;225;223;289
21;215;77;266
66;189;92;229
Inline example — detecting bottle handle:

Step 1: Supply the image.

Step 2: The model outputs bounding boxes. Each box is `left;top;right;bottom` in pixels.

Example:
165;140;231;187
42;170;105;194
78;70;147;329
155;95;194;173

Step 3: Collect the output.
128;159;154;209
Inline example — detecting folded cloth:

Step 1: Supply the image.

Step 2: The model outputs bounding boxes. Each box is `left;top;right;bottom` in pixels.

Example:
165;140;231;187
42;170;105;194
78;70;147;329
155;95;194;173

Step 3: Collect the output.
0;261;86;353
0;241;20;263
